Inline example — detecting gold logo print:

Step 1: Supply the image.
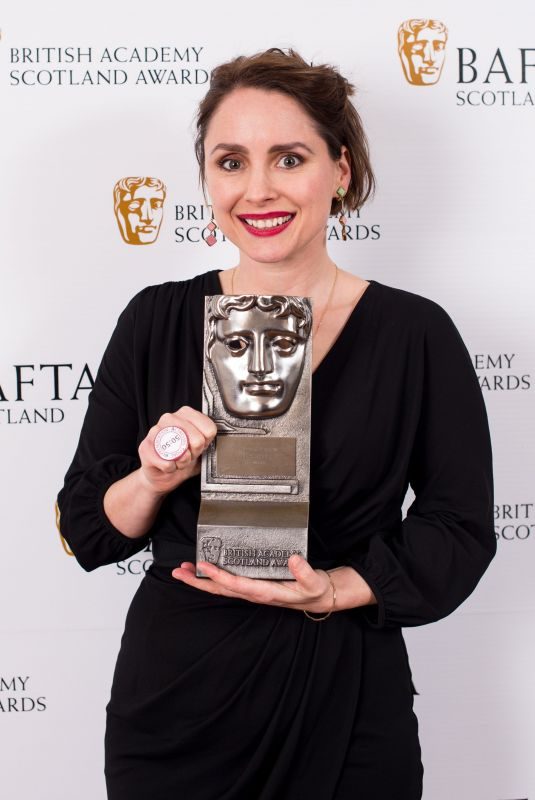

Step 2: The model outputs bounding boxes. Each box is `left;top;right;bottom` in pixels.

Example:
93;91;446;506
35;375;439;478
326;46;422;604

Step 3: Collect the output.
113;176;166;245
398;19;448;86
54;501;74;556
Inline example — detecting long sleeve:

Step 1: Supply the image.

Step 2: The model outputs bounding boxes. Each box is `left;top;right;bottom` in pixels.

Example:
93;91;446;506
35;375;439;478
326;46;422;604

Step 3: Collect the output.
57;290;152;571
346;303;496;628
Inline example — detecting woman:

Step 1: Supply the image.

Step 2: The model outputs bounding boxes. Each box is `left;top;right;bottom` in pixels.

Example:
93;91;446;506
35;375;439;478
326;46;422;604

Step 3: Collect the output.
57;48;496;799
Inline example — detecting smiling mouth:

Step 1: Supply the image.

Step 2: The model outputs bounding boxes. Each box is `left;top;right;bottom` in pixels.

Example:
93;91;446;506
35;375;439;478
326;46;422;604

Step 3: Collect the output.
237;212;295;237
242;380;283;395
242;214;293;229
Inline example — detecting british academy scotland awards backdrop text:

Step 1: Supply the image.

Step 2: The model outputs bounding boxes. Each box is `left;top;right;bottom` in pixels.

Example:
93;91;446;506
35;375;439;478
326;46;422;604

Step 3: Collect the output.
1;2;534;798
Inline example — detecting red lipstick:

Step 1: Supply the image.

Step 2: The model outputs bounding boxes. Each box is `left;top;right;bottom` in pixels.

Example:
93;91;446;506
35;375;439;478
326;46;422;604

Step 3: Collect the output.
237;211;295;237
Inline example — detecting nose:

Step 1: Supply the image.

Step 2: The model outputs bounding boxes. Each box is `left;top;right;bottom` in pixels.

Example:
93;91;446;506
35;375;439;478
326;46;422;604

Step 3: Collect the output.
423;41;436;64
249;333;274;377
140;200;154;223
243;164;277;205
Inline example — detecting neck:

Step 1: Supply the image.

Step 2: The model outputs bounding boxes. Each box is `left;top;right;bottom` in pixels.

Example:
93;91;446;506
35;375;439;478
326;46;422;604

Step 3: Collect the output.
233;241;336;296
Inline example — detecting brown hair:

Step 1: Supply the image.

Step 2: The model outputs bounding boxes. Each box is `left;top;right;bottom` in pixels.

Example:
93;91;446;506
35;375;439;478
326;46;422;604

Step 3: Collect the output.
195;48;375;214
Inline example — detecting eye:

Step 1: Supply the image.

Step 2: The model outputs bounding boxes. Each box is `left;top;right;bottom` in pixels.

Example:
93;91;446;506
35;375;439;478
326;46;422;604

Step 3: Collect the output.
219;157;242;171
277;153;302;169
272;336;299;355
224;336;249;355
127;201;142;211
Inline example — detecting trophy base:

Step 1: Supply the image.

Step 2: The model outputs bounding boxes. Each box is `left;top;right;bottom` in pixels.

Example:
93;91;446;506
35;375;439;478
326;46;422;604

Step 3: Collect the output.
196;525;308;580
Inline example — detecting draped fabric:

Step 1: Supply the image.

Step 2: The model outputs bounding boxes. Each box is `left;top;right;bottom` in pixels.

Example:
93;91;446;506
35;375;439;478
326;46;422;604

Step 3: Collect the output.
57;269;495;797
104;573;421;799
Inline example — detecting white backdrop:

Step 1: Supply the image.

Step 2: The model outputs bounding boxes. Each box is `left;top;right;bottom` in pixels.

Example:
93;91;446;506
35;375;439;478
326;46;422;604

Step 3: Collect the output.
1;2;534;798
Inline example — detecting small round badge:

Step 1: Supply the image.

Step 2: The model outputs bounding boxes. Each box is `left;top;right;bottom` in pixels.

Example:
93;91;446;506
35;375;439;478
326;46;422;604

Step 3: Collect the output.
154;426;189;461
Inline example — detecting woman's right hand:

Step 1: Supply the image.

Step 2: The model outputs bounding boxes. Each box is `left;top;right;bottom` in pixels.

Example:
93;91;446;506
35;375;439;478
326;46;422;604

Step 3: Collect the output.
103;406;218;539
137;406;218;496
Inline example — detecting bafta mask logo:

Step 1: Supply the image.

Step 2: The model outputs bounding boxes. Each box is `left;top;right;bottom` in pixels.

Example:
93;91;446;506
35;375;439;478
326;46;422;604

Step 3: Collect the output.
398;19;448;86
206;295;312;419
113;176;166;245
201;537;222;564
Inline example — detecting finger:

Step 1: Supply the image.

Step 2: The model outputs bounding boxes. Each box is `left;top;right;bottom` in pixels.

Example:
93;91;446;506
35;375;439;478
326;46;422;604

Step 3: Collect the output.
138;432;180;475
154;414;207;458
194;562;292;605
173;563;329;611
177;562;277;603
151;414;209;467
287;554;324;593
171;566;246;598
173;406;218;443
198;558;326;603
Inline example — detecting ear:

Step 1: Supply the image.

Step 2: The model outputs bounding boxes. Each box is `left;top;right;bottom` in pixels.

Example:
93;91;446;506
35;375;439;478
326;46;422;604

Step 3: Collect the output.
335;146;351;192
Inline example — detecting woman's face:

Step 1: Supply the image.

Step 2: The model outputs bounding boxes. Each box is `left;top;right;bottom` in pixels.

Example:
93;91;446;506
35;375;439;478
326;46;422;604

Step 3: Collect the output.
203;87;350;267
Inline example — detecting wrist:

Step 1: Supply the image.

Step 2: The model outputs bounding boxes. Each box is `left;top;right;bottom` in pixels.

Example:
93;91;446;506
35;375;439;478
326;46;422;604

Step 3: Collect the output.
303;570;336;621
136;466;175;499
329;566;377;612
103;468;167;539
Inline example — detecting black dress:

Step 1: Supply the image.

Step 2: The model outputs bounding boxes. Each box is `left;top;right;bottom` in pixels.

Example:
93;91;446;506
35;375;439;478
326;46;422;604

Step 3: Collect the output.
57;270;496;799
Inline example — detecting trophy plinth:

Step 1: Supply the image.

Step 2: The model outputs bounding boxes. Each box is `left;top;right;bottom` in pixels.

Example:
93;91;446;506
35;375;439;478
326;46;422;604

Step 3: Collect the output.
197;294;312;580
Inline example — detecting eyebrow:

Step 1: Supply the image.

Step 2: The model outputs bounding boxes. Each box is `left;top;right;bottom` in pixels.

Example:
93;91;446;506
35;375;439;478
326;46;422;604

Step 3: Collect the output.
209;141;314;156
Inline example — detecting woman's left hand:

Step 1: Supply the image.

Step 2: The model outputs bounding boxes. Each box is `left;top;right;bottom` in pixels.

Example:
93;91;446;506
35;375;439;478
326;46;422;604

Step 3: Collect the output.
171;555;376;613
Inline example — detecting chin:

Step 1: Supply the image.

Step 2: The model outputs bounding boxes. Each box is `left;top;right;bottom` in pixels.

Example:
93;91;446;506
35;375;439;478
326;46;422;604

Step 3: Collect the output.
232;404;286;419
251;253;292;266
243;243;296;264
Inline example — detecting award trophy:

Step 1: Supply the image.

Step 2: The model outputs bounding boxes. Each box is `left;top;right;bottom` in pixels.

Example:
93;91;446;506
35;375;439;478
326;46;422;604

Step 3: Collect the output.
196;293;312;580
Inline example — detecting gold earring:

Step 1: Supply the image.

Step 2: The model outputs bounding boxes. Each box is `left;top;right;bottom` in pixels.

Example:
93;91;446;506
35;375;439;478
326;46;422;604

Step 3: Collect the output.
335;187;348;242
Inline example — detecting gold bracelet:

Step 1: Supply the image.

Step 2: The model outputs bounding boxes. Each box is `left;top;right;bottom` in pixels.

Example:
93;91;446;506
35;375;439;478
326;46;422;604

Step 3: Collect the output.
303;570;336;621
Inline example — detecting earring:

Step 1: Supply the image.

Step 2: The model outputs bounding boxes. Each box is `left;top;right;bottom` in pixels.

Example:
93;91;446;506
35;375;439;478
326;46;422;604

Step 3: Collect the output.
203;213;218;247
335;187;348;242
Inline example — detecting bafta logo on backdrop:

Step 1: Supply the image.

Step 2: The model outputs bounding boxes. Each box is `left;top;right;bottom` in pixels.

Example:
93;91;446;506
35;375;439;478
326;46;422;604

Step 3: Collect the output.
113;176;166;244
398;19;448;85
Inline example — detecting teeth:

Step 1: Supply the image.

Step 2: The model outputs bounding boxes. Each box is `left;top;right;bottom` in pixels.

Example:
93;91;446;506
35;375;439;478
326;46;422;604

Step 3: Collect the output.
244;214;292;229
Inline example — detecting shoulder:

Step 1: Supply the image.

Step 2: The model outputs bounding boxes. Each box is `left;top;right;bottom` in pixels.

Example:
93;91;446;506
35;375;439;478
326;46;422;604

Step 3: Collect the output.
369;280;462;339
370;280;451;323
119;269;221;321
368;281;471;362
369;281;474;378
